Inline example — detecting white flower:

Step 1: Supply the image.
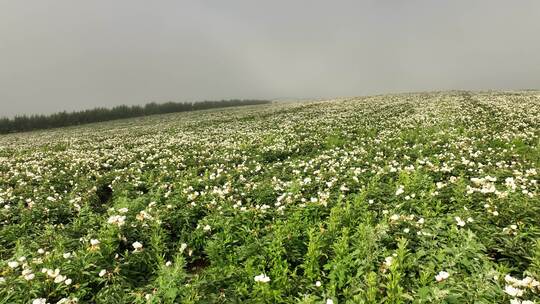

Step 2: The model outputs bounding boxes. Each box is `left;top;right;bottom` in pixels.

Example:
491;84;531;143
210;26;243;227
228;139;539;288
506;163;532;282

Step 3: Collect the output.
179;243;188;252
132;241;143;251
32;299;47;304
504;285;524;297
505;274;518;284
37;248;45;254
107;215;126;226
315;280;322;287
254;273;270;283
384;256;394;267
54;275;66;284
33;257;44;264
395;186;405;196
519;276;533;287
64;278;72;285
98;269;107;277
136;210;153;221
24;270;35;280
435;271;450;282
90;239;100;246
7;261;19;268
118;207;129;214
326;299;334;304
63;252;72;259
510;300;532;304
165;261;172;267
455;216;466;227
46;268;60;278
203;224;211;232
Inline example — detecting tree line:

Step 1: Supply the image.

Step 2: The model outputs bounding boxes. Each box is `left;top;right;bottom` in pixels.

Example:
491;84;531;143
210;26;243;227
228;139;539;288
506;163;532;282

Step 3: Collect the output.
0;99;270;134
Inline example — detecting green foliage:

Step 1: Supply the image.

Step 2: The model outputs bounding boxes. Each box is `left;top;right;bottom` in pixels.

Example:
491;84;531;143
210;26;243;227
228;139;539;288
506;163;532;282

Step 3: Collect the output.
0;91;540;303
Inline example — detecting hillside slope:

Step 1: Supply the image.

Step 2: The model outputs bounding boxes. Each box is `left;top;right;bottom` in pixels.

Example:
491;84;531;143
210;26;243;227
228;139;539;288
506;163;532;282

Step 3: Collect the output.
1;91;539;303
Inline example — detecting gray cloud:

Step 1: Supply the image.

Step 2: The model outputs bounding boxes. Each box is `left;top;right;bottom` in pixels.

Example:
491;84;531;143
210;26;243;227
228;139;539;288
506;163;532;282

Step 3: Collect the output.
1;0;539;117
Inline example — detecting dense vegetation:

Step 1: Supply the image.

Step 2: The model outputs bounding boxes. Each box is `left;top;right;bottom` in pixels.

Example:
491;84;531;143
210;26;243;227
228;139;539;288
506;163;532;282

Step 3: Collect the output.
0;91;539;304
0;99;270;134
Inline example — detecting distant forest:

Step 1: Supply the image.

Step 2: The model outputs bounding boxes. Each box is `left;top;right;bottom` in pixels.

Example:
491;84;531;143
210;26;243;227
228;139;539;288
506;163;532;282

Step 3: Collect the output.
0;99;270;134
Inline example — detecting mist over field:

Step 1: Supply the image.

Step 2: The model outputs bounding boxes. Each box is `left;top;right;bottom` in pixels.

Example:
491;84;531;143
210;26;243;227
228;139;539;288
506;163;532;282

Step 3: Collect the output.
1;2;540;304
1;0;540;117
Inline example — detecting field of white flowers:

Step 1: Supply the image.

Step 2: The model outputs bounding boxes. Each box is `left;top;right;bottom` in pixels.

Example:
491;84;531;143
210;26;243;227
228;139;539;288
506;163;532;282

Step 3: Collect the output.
0;91;539;304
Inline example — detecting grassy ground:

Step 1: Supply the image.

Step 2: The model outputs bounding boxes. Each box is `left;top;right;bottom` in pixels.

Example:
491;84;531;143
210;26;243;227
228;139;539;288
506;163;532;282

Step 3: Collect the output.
0;91;539;303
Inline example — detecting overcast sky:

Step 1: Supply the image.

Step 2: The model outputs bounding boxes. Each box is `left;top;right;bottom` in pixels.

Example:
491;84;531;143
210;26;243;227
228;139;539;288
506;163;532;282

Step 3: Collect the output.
1;1;539;117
